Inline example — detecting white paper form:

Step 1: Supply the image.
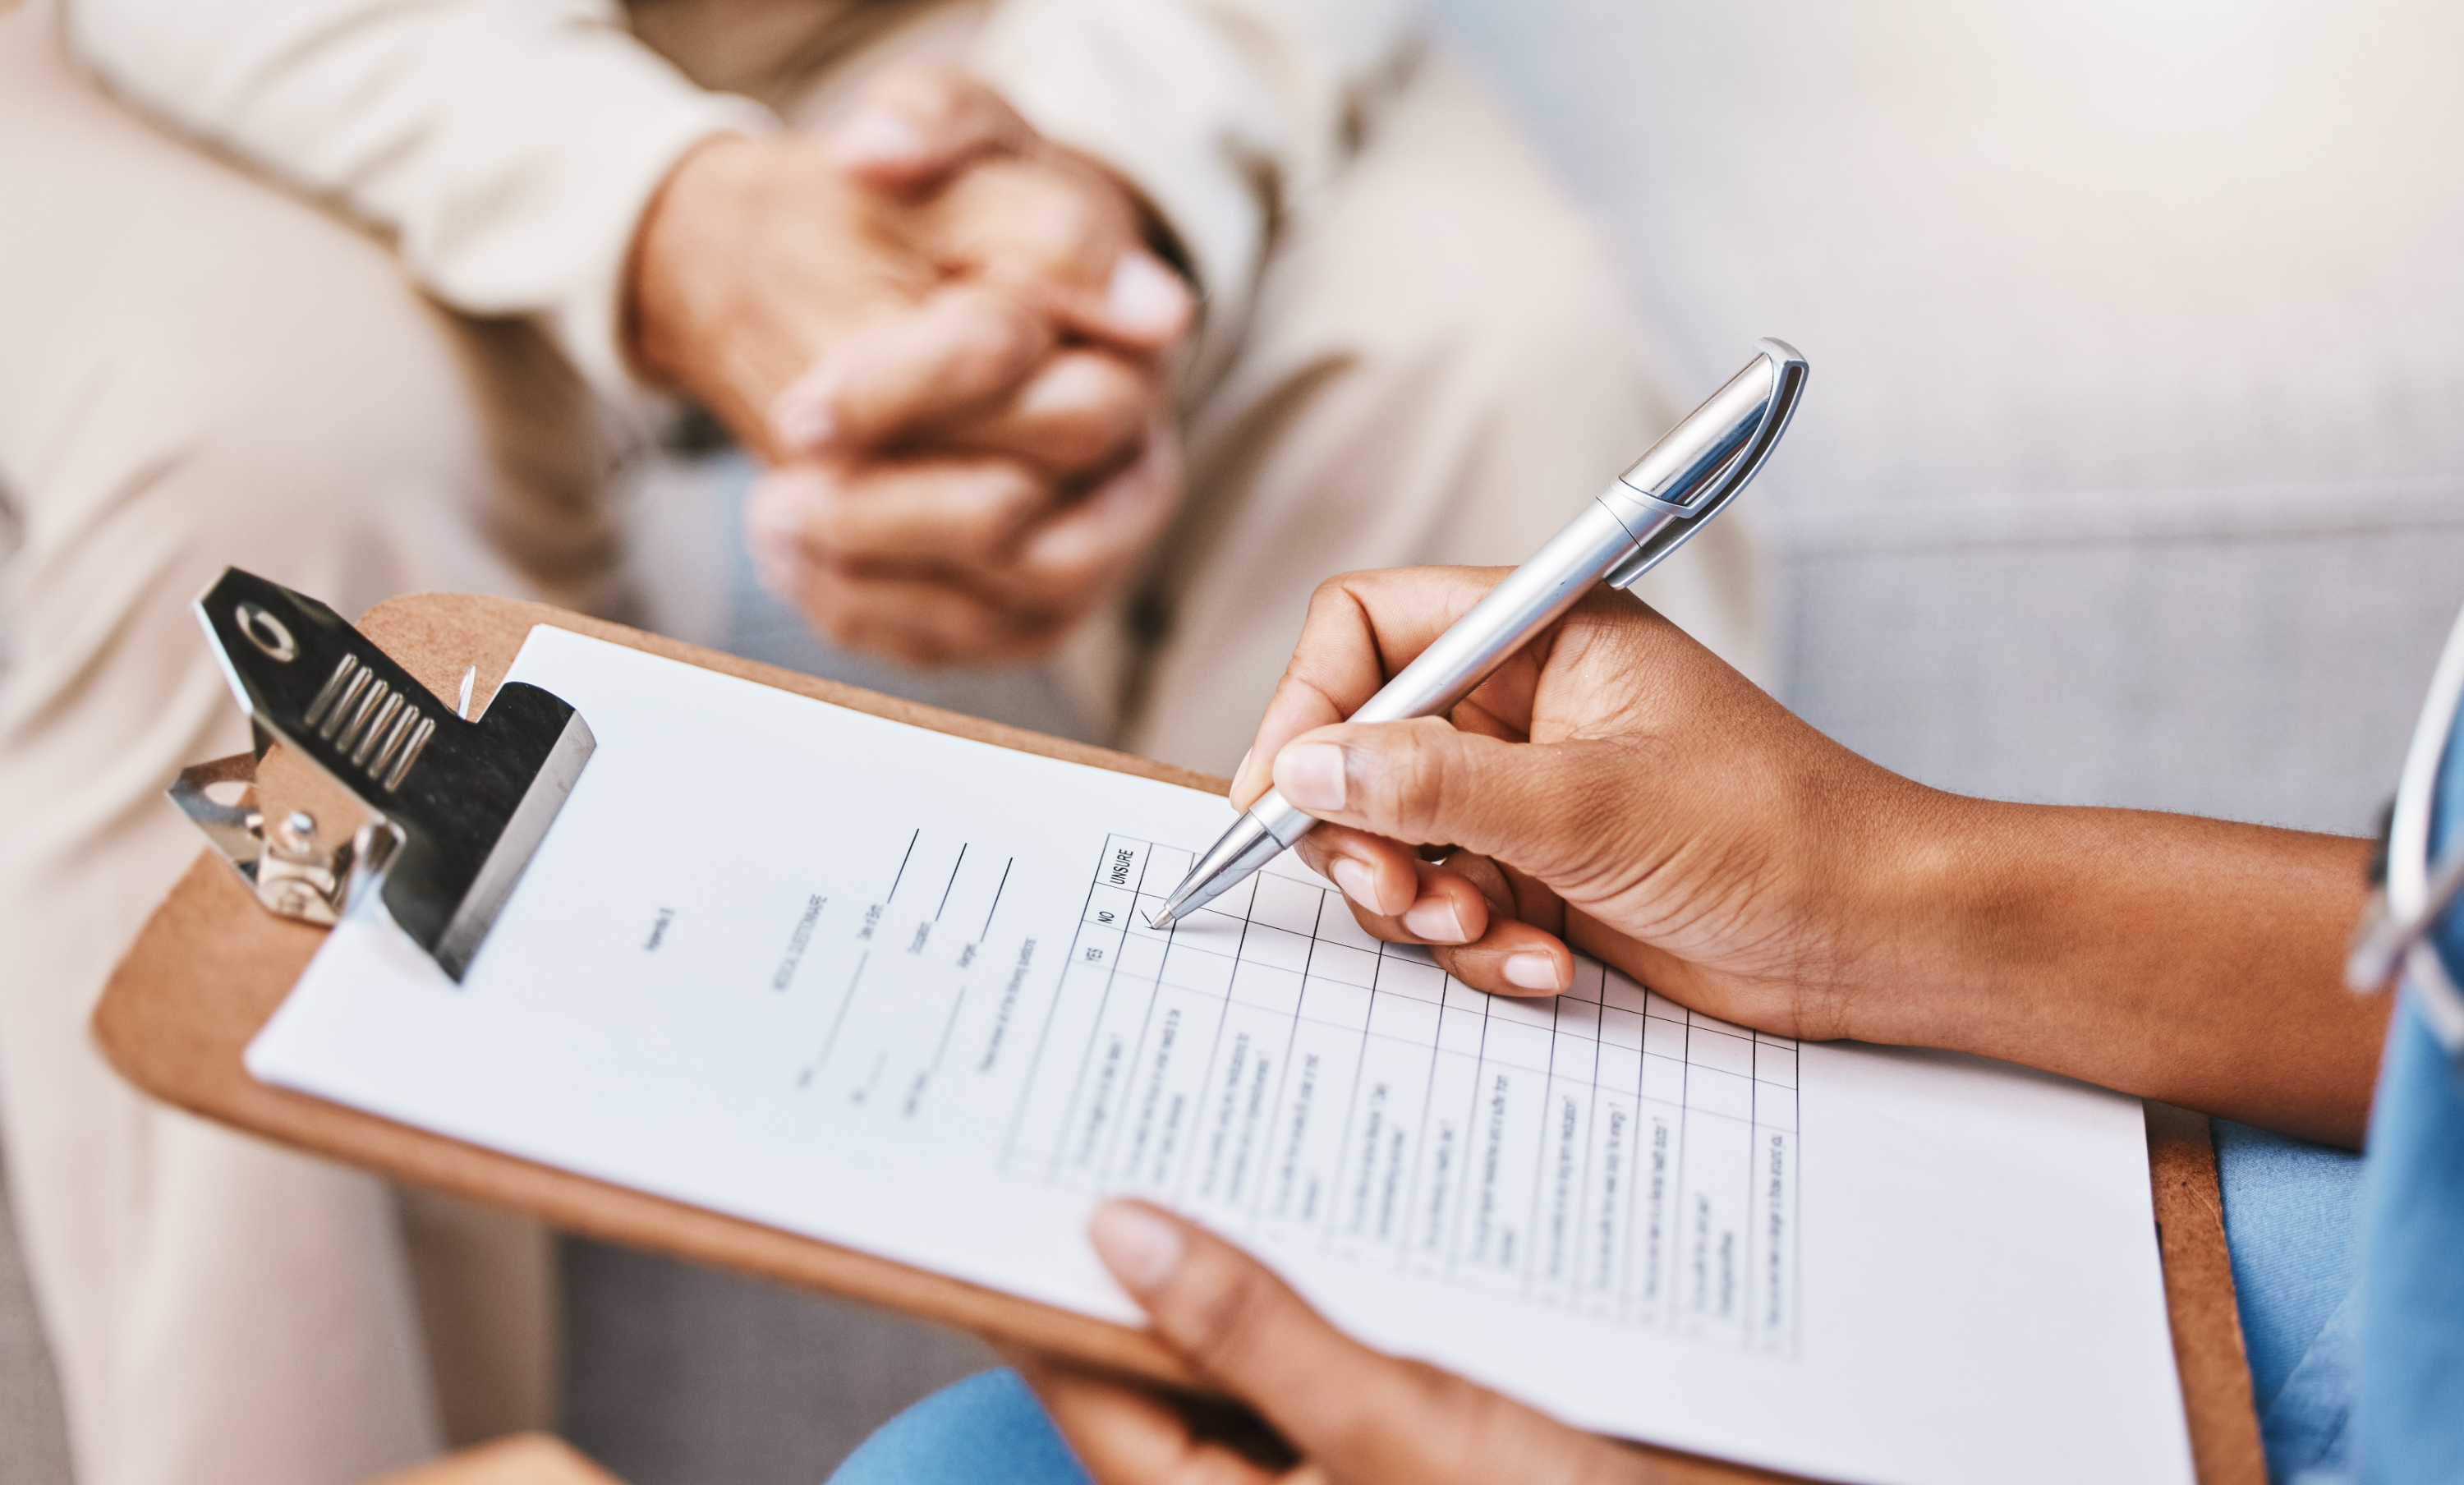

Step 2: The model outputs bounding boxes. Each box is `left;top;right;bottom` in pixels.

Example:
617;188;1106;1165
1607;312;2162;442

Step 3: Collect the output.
250;627;2193;1485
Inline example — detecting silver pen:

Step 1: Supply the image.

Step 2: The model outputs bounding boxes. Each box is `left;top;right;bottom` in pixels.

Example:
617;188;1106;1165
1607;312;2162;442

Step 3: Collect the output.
1148;338;1809;931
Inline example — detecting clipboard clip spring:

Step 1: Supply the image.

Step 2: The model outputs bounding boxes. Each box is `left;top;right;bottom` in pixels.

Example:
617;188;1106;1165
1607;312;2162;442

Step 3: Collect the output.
168;752;400;926
168;568;592;981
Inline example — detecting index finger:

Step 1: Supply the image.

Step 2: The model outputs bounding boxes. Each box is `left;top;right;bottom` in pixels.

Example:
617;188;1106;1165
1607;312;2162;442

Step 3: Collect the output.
1230;566;1523;809
771;283;1054;455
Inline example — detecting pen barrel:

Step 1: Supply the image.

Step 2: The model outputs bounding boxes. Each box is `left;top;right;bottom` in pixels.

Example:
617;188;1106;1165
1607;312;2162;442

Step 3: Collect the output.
1354;496;1671;727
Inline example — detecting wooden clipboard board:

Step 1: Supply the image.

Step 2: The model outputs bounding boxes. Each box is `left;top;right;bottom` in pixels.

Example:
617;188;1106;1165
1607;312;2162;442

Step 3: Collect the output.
93;592;2266;1485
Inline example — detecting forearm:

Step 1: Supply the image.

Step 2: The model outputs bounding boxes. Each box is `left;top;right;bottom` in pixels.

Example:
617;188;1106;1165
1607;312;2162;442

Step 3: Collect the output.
53;0;767;393
1890;797;2386;1146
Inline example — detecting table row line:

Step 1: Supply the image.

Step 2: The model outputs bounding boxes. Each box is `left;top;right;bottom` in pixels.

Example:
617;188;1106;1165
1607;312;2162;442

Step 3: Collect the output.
1008;953;1800;1345
1078;908;1800;1038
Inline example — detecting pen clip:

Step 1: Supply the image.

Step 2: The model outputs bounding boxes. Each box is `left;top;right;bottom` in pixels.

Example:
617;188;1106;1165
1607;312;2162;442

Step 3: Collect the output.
1603;338;1809;590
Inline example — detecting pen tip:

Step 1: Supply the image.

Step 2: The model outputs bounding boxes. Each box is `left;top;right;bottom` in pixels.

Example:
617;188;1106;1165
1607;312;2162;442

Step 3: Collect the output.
1147;909;1177;931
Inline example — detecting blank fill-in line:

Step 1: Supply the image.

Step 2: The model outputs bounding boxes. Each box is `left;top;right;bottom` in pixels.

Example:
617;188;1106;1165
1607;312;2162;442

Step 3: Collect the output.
929;982;968;1078
815;951;871;1075
1000;868;1108;1171
936;844;968;921
887;829;920;900
978;858;1014;940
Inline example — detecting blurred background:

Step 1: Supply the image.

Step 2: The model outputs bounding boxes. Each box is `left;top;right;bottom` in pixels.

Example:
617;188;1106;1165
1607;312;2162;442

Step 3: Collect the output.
6;0;2461;1478
1469;0;2464;836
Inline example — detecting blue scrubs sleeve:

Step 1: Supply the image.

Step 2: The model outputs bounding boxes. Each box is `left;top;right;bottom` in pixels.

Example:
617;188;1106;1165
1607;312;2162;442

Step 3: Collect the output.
2354;710;2464;1484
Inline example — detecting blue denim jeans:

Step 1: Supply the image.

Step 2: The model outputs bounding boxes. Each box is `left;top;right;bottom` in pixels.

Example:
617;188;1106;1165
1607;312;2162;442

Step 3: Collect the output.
2215;1121;2365;1483
827;1369;1089;1485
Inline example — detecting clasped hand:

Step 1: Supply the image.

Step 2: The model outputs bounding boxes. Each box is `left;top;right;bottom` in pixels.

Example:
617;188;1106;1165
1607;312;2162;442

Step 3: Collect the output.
632;66;1195;665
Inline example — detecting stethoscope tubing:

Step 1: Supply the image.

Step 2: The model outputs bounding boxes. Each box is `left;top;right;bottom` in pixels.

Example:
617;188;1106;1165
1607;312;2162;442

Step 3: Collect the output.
2347;601;2464;1054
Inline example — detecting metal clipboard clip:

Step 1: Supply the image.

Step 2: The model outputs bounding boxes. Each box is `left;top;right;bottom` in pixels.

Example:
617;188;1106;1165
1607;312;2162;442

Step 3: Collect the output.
167;568;595;982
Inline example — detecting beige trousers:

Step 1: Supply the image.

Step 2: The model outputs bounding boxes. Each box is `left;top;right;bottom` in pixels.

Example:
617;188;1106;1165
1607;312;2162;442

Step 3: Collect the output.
0;11;1757;1484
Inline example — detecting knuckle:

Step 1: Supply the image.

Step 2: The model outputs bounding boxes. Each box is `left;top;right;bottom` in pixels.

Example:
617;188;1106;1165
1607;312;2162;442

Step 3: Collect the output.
1320;1359;1453;1460
946;293;1041;374
812;603;863;650
1368;720;1454;841
913;66;966;113
1326;567;1406;609
1043;430;1124;484
799;498;857;553
930;65;1003;122
948;506;1015;560
951;604;1006;655
928;297;1004;360
884;62;964;120
1304;574;1356;612
1299;571;1380;632
1043;188;1106;252
960;468;1045;548
1005;174;1082;237
1004;182;1117;273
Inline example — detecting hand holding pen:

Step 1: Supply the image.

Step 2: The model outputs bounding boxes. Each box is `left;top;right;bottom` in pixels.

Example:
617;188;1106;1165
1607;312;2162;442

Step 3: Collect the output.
1149;340;1809;933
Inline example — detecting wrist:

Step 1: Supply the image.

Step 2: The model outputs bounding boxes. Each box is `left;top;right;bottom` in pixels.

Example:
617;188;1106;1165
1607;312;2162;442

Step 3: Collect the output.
1815;784;2036;1051
625;132;759;389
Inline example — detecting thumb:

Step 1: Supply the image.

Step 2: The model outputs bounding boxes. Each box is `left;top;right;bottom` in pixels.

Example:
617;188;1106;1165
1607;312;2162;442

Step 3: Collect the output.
1087;1202;1450;1474
1271;718;1611;885
1088;1201;1632;1483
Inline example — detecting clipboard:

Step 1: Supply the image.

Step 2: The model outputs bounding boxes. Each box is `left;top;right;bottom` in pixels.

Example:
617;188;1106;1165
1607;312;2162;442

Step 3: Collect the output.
92;590;2267;1485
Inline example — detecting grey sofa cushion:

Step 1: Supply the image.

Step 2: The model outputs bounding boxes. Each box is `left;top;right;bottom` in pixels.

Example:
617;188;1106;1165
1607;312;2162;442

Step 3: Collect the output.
1780;480;2464;835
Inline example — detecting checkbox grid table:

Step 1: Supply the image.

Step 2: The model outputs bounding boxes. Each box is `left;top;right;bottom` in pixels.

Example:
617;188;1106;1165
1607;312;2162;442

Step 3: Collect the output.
1006;834;1800;1351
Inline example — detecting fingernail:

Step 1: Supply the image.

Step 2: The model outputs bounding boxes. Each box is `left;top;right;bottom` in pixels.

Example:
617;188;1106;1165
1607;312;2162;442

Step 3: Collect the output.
1505;953;1565;992
1329;857;1377;909
1089;1202;1184;1295
1107;252;1193;338
1404;899;1469;944
1276;742;1346;812
775;401;834;452
830;107;926;167
1234;748;1253;784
